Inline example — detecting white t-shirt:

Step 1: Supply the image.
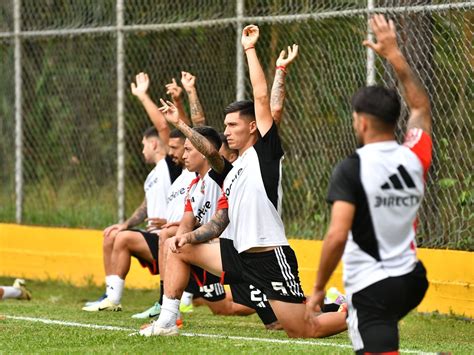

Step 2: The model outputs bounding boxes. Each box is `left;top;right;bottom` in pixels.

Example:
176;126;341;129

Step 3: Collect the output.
165;169;196;223
327;128;432;294
219;123;288;253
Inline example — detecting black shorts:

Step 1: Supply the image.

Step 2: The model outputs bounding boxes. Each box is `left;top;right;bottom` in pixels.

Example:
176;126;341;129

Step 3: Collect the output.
220;238;305;304
229;283;277;325
188;265;226;302
348;261;428;354
129;229;159;275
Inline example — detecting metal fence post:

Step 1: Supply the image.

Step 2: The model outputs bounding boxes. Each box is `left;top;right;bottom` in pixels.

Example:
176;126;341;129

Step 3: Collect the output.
14;0;23;224
116;0;125;223
366;0;376;85
236;0;245;101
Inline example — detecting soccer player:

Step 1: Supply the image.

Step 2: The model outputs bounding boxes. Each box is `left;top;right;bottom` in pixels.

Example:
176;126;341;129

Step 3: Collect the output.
139;25;346;338
306;15;432;354
82;72;183;311
0;279;31;301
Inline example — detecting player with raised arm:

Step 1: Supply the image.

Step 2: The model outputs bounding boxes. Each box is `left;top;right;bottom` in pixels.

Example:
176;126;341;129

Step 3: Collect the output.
82;73;182;312
180;71;206;127
165;77;191;127
306;14;432;354
139;25;346;338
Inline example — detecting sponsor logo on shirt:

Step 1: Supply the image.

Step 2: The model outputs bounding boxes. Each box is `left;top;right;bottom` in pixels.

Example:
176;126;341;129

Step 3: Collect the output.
224;168;243;197
196;200;212;223
145;177;159;192
375;165;421;208
167;187;186;203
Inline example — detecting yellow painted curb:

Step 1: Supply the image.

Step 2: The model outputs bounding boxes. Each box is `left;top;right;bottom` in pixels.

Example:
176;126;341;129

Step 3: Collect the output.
1;223;472;317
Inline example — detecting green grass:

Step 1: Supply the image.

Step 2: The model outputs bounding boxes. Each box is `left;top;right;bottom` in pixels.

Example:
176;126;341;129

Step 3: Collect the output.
0;277;472;354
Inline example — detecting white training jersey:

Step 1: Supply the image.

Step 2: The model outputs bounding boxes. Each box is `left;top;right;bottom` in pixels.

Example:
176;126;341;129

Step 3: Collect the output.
327;128;432;294
184;160;233;225
219;122;288;253
144;156;182;219
165;169;196;223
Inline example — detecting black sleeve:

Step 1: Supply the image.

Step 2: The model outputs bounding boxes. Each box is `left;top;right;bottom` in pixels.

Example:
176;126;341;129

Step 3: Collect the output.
208;158;233;187
327;154;360;205
165;155;183;183
253;122;284;161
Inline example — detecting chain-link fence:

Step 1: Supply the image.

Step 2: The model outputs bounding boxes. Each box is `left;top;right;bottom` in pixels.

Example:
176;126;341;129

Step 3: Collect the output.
0;1;472;250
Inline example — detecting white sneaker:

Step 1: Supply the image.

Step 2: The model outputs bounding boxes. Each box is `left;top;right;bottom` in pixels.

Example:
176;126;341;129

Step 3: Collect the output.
82;297;122;312
139;321;179;337
131;302;161;319
84;293;107;307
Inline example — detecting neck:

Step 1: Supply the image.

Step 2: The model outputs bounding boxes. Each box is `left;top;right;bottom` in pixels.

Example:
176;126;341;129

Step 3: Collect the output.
238;135;258;156
197;162;212;177
152;153;165;164
363;132;396;145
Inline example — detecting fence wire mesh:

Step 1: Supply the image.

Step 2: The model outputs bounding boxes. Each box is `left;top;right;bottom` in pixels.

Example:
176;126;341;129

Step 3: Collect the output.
0;1;472;250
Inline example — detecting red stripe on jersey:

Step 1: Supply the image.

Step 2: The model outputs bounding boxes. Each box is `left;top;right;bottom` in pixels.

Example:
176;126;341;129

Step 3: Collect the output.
217;191;229;210
184;198;193;212
403;128;432;176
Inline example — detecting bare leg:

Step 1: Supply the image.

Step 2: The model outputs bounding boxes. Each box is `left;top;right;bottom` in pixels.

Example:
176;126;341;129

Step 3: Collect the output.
269;300;347;338
103;230;118;276
111;231;154;279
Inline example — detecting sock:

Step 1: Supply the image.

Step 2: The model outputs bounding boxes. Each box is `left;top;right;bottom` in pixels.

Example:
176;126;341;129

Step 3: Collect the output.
105;275;113;295
159;280;164;305
180;291;193;306
156;295;180;328
106;275;124;304
2;287;22;299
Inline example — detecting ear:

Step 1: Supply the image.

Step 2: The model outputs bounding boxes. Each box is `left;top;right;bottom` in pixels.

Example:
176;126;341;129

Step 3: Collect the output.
248;120;257;134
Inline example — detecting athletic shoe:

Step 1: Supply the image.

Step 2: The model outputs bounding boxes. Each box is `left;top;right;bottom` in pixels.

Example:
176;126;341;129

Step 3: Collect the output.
82;297;122;312
139;321;179;337
12;279;32;301
140;318;182;330
84;293;107;307
131;302;161;319
324;287;346;306
179;302;193;313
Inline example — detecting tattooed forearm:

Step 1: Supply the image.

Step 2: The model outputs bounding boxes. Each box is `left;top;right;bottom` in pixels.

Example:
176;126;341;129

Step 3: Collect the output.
270;69;286;125
176;120;225;173
125;199;147;227
187;89;206;126
186;209;229;244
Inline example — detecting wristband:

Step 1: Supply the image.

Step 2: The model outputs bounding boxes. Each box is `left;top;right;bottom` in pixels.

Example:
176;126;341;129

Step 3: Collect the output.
244;46;255;52
276;65;287;73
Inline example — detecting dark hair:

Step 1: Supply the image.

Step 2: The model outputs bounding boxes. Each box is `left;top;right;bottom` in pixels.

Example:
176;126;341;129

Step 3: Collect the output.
170;128;186;140
351;85;401;127
192;126;222;151
224;100;255;121
143;126;159;138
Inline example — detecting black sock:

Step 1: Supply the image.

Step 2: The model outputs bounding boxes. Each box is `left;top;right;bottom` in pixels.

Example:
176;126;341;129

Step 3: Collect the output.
159;280;164;305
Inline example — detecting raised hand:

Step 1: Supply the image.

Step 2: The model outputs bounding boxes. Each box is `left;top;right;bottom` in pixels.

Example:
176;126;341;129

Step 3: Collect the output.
181;71;196;93
165;78;183;101
241;24;260;50
158;98;180;125
130;72;150;99
363;14;400;60
276;44;299;68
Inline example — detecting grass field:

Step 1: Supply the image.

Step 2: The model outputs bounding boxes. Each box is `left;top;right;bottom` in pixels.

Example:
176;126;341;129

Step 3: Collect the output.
0;277;472;354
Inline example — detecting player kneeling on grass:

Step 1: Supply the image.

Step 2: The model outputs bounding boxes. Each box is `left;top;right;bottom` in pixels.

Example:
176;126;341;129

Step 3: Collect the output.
306;15;432;354
138;25;347;338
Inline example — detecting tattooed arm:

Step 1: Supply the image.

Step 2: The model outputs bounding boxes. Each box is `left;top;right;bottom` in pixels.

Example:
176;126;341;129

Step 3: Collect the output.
270;44;299;125
181;71;206;127
159;99;225;173
103;198;148;238
170;209;229;252
165;78;192;126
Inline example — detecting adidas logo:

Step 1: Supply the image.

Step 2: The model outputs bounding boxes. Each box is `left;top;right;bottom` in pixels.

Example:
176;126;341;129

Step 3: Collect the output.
375;165;421;208
256;301;266;308
380;165;416;190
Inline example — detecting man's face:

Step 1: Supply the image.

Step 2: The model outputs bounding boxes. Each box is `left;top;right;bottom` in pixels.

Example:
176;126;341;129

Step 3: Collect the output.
168;137;185;166
183;139;205;173
223;112;256;152
142;137;156;164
